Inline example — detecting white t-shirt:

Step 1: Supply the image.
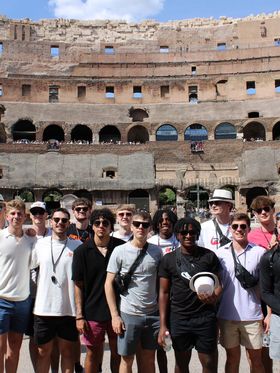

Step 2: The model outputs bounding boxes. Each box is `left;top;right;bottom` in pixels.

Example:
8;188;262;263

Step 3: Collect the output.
32;236;81;316
198;219;232;252
0;228;36;301
147;233;180;256
111;230;132;242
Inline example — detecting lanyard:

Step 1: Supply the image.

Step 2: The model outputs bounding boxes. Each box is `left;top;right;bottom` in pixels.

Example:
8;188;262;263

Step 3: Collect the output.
50;237;68;274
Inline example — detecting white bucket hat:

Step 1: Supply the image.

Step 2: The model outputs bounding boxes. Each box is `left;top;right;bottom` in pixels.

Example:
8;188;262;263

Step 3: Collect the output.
189;272;219;295
208;189;234;204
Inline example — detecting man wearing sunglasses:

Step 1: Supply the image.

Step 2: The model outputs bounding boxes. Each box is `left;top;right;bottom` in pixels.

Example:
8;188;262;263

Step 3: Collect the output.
32;208;82;373
217;213;266;373
158;217;221;373
111;204;135;242
67;198;93;243
198;189;234;252
105;210;162;373
72;208;124;373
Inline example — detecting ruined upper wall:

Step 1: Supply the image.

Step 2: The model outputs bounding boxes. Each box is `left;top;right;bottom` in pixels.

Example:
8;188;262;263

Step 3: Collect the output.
1;11;280;51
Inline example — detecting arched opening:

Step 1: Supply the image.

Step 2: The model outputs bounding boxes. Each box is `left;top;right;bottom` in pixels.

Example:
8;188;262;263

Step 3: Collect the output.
12;120;36;142
128;189;149;211
0;123;6;143
246;187;267;210
129;108;149;122
215;123;237;140
43;125;65;142
127;125;149;143
243;122;265;141
75;189;92;201
158;187;176;209
13;188;35;202
42;188;63;213
186;186;209;211
99;125;121;143
156;124;178;141
71;125;92;143
272;121;280;140
184;124;208;141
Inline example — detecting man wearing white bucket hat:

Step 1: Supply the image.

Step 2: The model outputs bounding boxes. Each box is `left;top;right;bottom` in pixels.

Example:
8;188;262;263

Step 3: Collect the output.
217;212;266;373
158;217;221;373
198;189;234;252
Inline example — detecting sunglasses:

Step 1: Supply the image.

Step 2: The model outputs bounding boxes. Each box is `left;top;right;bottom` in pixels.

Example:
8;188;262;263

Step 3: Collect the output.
132;221;150;229
75;207;89;212
231;224;248;230
93;220;110;228
52;217;69;224
209;201;222;206
254;206;271;214
179;230;197;236
31;209;45;216
118;212;132;217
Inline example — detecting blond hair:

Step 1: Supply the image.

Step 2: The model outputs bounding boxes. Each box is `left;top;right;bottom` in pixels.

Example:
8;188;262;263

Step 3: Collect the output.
6;199;26;213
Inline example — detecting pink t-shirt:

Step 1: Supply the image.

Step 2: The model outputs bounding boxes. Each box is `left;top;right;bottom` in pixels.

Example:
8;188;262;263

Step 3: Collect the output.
247;227;273;250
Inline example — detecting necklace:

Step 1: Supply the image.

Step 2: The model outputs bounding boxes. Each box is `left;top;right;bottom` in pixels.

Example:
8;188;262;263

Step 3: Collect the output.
50;237;68;285
260;227;273;249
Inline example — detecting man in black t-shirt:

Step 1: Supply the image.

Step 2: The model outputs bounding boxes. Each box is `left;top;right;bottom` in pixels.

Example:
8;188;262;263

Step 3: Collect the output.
67;198;93;242
158;217;221;373
72;208;124;373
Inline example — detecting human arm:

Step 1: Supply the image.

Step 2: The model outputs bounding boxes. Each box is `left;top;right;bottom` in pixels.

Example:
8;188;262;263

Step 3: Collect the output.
74;281;88;334
158;277;171;348
104;272;125;335
260;253;280;314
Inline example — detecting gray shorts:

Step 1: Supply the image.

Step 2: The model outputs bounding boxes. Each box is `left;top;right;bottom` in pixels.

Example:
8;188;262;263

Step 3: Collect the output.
118;311;159;356
270;314;280;360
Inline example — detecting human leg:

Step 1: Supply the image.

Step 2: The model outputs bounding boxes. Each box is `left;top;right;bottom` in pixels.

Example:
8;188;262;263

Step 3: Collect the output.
224;346;241;373
58;338;75;373
157;348;168;373
246;348;264;373
107;324;120;373
36;340;54;373
198;350;218;373
119;355;134;373
174;350;192;373
0;334;7;373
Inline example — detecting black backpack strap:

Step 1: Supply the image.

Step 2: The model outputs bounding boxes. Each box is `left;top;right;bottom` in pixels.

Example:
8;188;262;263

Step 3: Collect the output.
126;242;148;277
213;218;231;246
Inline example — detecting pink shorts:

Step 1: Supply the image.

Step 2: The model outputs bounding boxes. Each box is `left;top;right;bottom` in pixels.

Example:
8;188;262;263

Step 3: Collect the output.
81;320;117;347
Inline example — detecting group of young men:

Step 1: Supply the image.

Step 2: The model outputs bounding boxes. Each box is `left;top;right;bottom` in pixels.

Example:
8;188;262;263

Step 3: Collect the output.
0;190;279;373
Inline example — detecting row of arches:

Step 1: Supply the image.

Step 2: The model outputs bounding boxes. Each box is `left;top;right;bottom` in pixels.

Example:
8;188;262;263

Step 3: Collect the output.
7;120;280;144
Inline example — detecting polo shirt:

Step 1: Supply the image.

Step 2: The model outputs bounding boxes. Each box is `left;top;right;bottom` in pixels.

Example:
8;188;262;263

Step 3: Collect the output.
217;243;266;321
72;236;124;321
0;227;35;301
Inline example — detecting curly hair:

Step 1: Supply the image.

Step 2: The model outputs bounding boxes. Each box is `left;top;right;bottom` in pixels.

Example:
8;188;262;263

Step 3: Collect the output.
151;209;178;234
90;208;115;230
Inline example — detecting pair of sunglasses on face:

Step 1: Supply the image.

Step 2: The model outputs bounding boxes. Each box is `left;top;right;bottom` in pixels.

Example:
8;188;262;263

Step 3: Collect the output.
93;220;110;228
118;212;132;217
75;207;89;213
254;206;271;214
132;221;150;229
231;224;248;231
52;217;69;224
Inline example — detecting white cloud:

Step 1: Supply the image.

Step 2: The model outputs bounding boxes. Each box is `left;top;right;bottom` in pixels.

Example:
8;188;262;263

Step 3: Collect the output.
48;0;164;21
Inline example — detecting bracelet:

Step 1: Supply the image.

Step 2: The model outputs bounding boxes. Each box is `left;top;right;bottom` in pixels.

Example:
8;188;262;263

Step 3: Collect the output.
76;317;85;321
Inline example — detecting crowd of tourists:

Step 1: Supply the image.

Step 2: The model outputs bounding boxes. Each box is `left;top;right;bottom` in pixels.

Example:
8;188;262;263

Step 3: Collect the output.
0;189;280;373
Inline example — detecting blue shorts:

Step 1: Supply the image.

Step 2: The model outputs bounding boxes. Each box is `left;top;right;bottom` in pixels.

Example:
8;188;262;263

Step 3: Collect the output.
0;297;32;335
118;311;159;356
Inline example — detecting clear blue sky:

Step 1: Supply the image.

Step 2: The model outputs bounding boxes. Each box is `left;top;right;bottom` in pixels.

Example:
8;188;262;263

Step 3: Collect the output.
0;0;279;22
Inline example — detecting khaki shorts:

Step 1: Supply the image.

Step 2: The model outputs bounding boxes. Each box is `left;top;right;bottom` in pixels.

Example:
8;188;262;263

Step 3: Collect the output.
218;319;263;350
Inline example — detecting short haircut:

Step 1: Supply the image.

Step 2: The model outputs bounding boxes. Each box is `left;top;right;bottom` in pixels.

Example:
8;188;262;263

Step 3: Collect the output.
174;217;201;235
115;204;135;214
133;210;152;224
51;207;70;220
151;209;178;234
72;198;92;210
230;212;251;227
6;199;25;213
90;208;115;229
250;195;275;210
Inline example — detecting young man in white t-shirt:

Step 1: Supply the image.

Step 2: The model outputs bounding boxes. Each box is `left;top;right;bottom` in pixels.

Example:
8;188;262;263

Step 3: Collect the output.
32;208;81;373
111;204;135;242
0;199;35;373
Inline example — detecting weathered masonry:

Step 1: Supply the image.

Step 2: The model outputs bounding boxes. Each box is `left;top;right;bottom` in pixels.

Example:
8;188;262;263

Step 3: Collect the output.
0;12;280;213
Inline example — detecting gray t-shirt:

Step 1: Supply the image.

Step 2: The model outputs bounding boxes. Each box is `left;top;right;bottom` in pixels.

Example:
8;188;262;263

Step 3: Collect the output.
107;241;162;316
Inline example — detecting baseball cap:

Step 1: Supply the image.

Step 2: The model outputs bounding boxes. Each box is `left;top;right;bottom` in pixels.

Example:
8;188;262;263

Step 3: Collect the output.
30;201;46;214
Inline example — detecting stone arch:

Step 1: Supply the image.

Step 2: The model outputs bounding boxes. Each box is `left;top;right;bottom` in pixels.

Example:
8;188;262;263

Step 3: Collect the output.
184;123;208;141
75;189;92;201
128;189;149;211
246;187;267;209
243;121;265;141
272;121;280;140
129;108;149;122
215;122;237;140
71;124;92;143
185;185;209;209
158;186;176;208
127;125;149;143
156;124;178;141
43;124;65;142
42;188;63;213
99;125;121;143
12;119;36;141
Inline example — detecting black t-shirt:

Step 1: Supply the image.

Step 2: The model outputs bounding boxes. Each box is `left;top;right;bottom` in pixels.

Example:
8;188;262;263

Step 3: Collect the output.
67;223;93;242
72;236;124;321
159;246;221;322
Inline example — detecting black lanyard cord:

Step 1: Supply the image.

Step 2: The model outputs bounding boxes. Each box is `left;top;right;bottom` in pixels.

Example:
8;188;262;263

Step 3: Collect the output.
51;237;68;274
